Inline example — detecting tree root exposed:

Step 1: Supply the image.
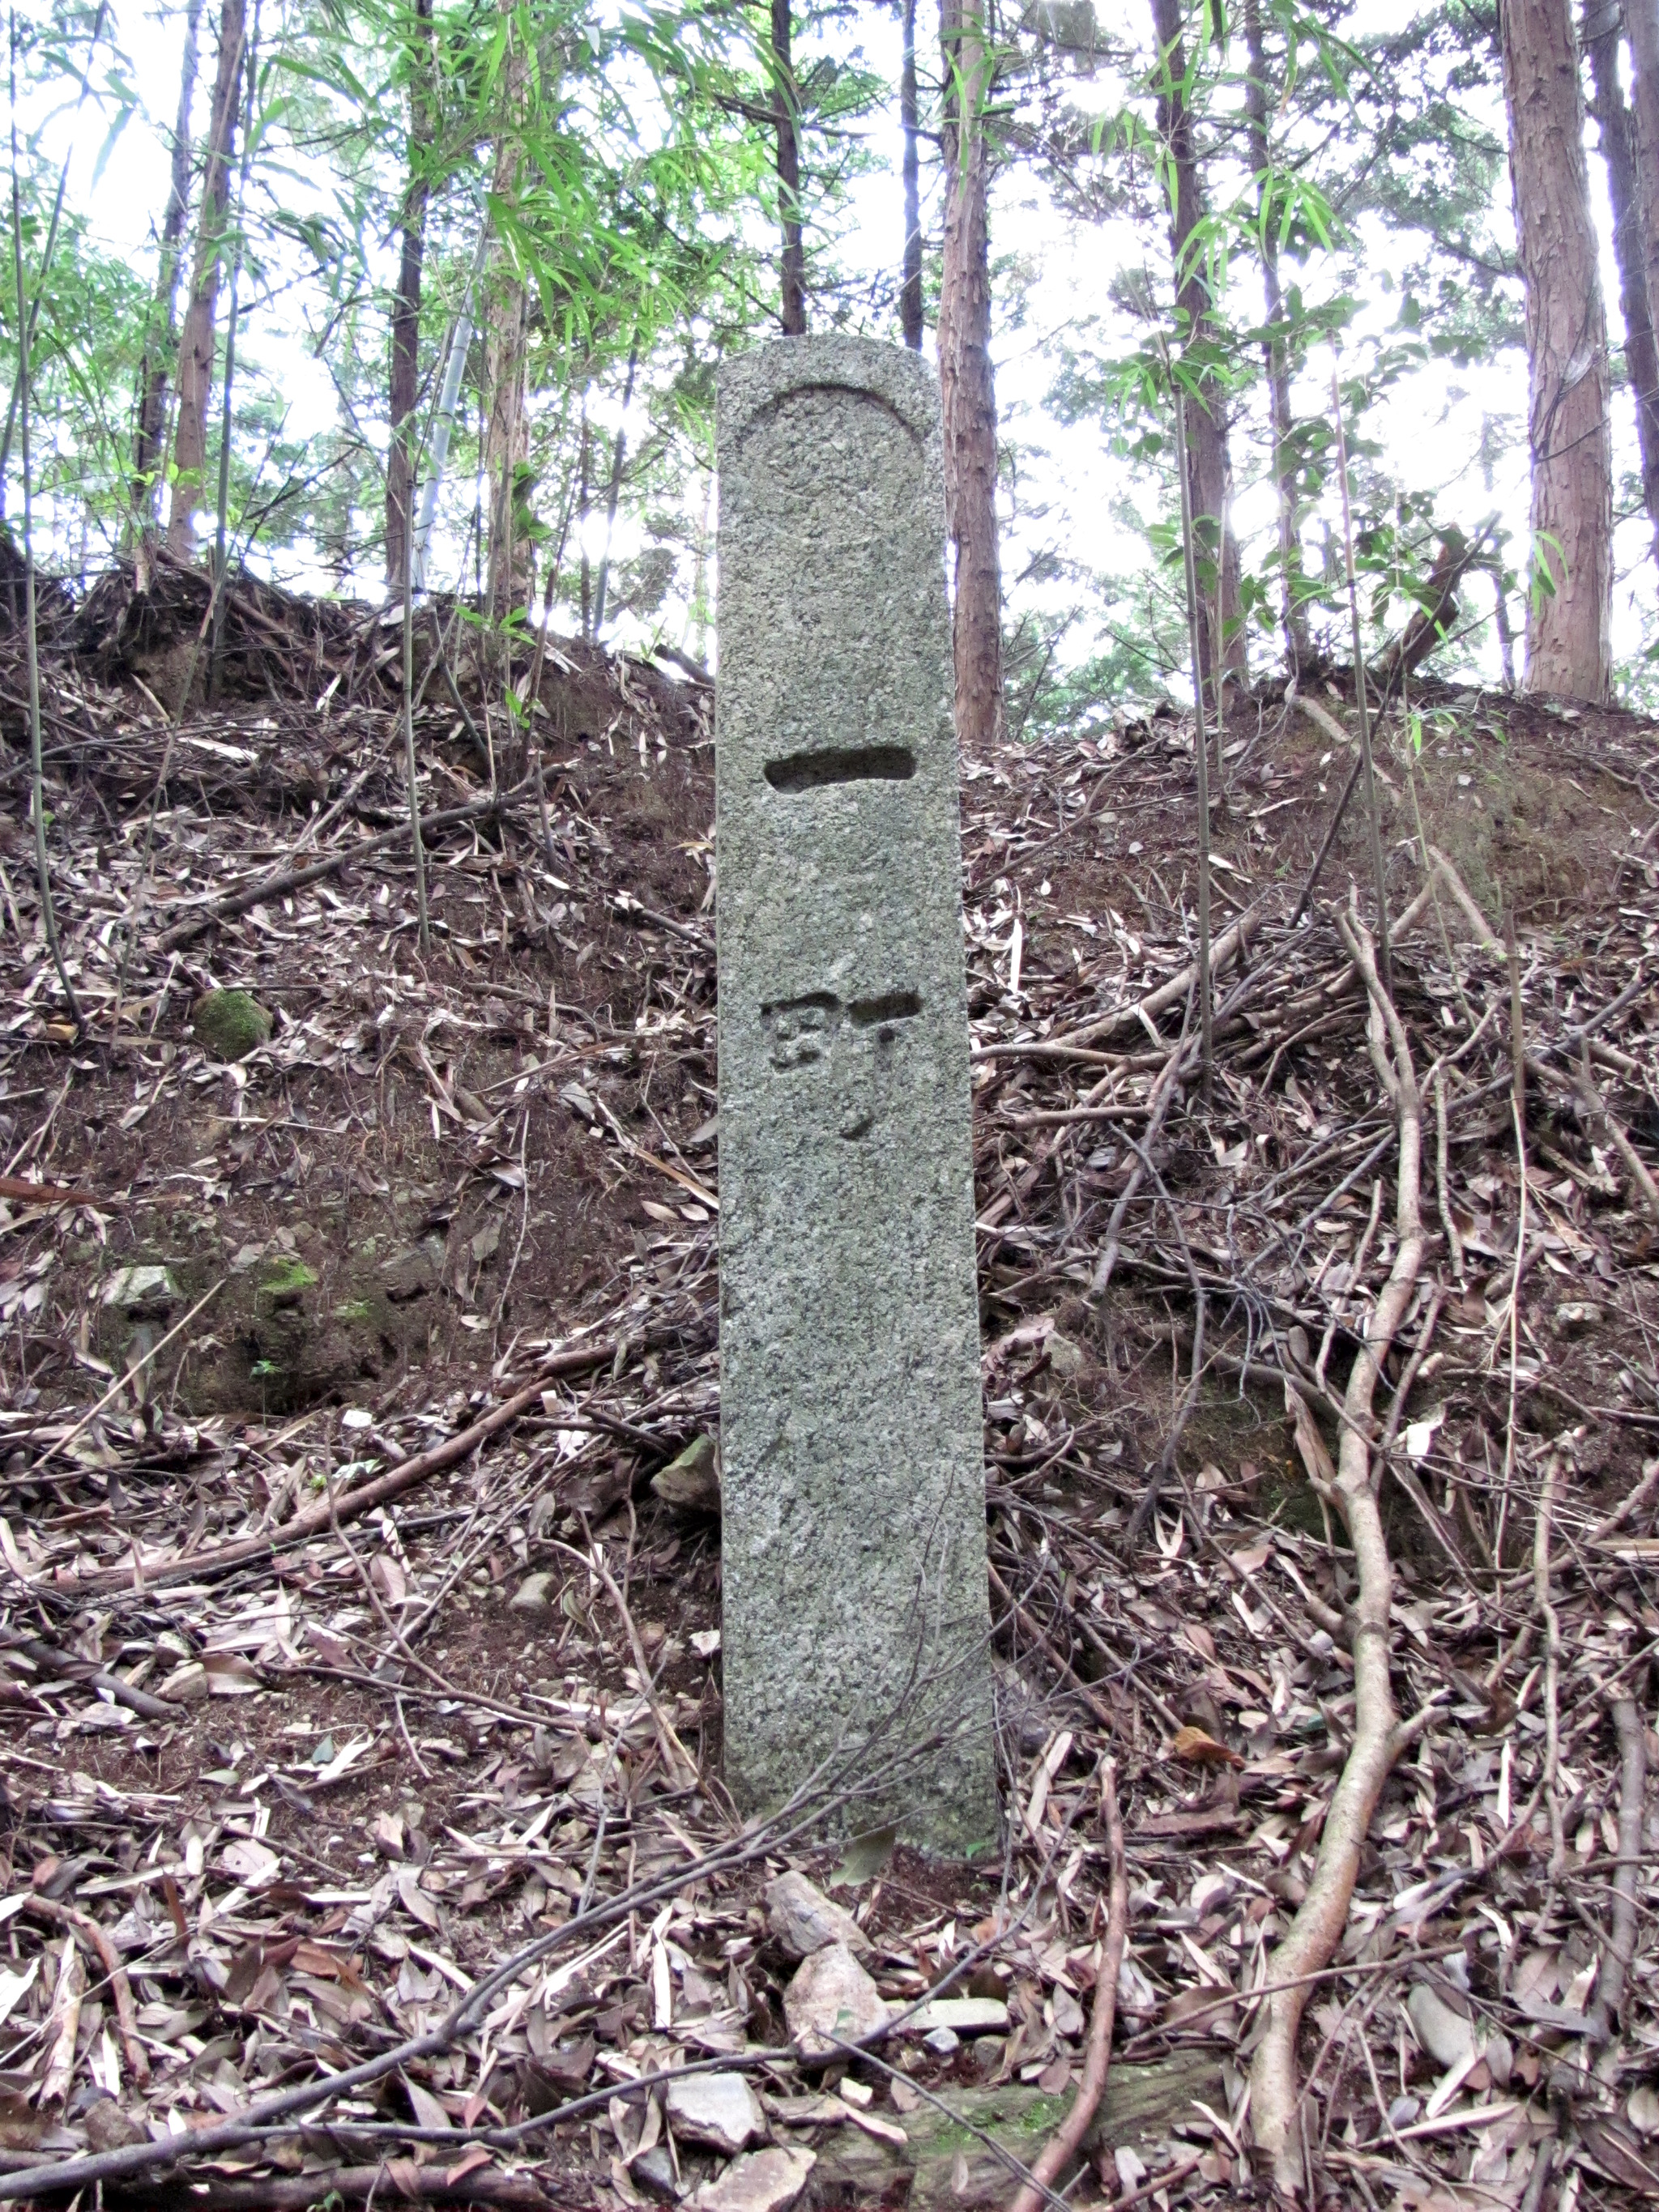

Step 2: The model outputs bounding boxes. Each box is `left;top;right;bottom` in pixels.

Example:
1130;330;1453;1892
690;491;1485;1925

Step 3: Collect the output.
1248;897;1424;2198
1009;1760;1128;2212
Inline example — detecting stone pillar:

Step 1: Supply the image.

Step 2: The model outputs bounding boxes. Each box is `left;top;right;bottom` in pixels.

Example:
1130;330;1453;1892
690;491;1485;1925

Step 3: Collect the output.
714;335;996;1855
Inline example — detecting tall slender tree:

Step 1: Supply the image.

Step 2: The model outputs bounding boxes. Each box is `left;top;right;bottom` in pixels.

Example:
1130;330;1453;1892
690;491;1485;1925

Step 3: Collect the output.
1624;0;1659;388
1499;0;1613;699
939;0;1003;755
483;19;532;620
168;0;245;552
1583;0;1659;570
1243;0;1307;671
900;0;923;348
386;0;435;590
132;0;203;528
771;0;807;333
1149;0;1245;708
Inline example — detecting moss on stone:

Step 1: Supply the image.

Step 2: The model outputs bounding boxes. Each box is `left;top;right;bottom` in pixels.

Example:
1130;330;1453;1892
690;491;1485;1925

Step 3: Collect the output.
193;989;273;1062
258;1257;318;1310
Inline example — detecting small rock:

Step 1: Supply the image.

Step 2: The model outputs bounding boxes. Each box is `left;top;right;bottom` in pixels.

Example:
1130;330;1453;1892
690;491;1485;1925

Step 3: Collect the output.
652;1434;720;1511
380;1244;439;1304
510;1573;555;1613
783;1942;888;2057
923;2027;959;2056
100;1264;178;1315
1047;1331;1085;1379
82;2099;146;2152
192;988;272;1063
663;2072;766;2154
692;2146;815;2212
1553;1301;1604;1337
1406;1982;1476;2069
633;2143;684;2201
902;1996;1009;2035
766;1871;870;1960
373;1811;406;1860
158;1661;209;1705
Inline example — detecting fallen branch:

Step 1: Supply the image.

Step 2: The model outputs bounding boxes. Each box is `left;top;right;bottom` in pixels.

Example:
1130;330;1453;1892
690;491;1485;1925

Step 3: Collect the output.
54;1339;616;1594
1533;1451;1566;1877
1423;845;1500;951
109;2161;553;2208
21;1894;150;2085
1008;1759;1128;2212
0;1630;173;1721
1589;1694;1645;2076
1056;906;1260;1050
1586;1455;1659;1546
1249;894;1424;2198
1573;1046;1659;1225
156;783;530;950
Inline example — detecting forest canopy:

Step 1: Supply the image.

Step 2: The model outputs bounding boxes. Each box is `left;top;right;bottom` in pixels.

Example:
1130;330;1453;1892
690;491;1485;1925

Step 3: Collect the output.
5;0;1658;720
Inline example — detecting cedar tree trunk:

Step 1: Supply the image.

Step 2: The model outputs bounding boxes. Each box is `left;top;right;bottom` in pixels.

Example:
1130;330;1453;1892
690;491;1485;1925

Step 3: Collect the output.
1584;0;1659;568
939;0;1004;757
900;0;924;348
484;30;532;621
1243;0;1307;671
1499;0;1613;700
772;1;807;334
1624;0;1659;411
167;0;245;553
386;0;435;591
1150;0;1246;712
132;0;203;527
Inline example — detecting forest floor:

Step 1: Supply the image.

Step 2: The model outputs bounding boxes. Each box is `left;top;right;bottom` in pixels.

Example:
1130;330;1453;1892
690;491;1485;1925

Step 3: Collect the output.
0;552;1657;2211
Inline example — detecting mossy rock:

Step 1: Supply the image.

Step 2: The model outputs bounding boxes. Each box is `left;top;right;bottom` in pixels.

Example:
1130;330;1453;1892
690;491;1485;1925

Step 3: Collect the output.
192;988;272;1062
258;1256;318;1311
808;2052;1224;2208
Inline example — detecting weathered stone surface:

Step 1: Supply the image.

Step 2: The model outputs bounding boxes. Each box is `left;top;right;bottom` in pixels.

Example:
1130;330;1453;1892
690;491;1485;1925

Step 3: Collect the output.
714;335;995;1855
691;2146;814;2212
100;1264;178;1314
663;2071;766;2154
783;1939;889;2056
509;1572;554;1613
766;1870;869;1959
901;1996;1009;2036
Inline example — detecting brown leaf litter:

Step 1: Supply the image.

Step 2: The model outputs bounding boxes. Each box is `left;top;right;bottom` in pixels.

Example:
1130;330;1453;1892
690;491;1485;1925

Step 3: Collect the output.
0;569;1656;2208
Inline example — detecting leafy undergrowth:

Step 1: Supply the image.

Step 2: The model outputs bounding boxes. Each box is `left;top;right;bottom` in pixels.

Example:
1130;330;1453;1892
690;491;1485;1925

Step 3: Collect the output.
0;578;1657;2210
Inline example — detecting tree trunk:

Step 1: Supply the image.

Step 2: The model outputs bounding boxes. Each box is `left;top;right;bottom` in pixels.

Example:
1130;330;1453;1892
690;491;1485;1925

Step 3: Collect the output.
1624;0;1659;405
772;1;807;335
1243;0;1307;672
167;0;244;554
900;0;923;348
578;403;592;638
132;0;203;528
1499;0;1613;700
1584;0;1659;568
939;0;1004;757
386;0;434;592
1149;0;1246;714
483;28;532;622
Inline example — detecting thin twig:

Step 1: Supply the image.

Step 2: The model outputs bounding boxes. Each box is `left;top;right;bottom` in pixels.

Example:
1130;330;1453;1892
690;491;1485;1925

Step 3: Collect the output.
1008;1759;1128;2212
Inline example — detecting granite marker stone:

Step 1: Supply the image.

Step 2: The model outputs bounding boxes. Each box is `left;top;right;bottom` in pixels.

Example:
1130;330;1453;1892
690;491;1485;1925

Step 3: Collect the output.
714;335;995;1852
